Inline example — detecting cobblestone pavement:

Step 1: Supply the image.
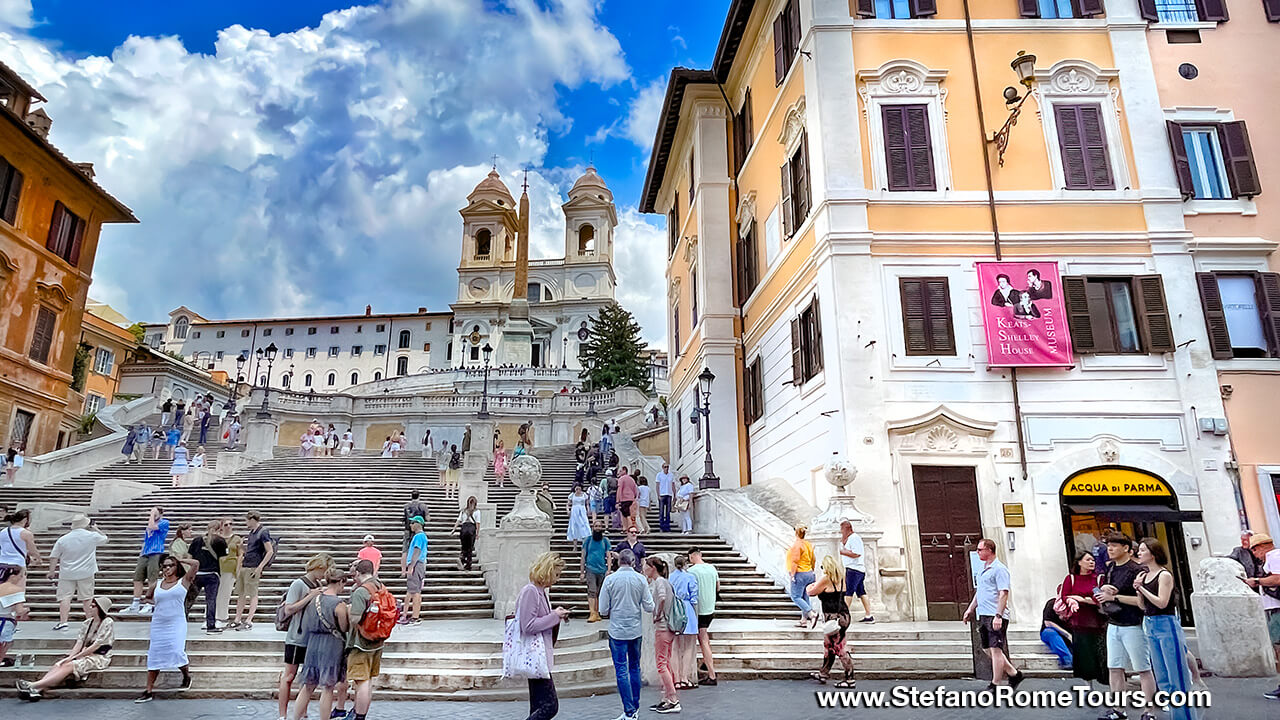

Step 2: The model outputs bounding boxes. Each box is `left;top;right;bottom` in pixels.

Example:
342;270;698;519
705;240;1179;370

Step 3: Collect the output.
4;677;1273;719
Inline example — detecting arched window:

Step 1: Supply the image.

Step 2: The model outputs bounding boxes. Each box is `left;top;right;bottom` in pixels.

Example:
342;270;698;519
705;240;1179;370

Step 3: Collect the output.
528;282;542;304
327;372;336;386
304;373;313;387
578;224;595;254
398;330;411;349
259;375;267;386
374;371;382;381
174;316;189;339
350;371;359;386
475;228;492;258
396;356;409;376
282;374;290;388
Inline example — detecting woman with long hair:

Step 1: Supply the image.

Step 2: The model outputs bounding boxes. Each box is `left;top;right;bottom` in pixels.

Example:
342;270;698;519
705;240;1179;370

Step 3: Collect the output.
643;556;681;714
494;439;508;487
566;483;591;553
786;526;816;626
17;595;115;700
137;553;199;702
290;568;349;720
515;552;570;720
451;496;480;571
1135;538;1199;720
1;509;42;581
805;555;855;687
1059;550;1106;685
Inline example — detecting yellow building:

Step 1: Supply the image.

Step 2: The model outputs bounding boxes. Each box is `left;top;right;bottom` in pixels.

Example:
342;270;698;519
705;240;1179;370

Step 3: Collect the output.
642;0;1244;622
0;62;137;454
81;299;140;416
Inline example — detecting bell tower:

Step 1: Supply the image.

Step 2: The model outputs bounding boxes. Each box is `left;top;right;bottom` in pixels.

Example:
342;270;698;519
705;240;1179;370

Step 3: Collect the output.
459;169;518;271
562;165;617;265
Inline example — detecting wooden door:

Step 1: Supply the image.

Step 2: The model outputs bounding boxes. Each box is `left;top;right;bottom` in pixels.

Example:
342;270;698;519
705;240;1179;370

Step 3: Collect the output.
912;465;983;620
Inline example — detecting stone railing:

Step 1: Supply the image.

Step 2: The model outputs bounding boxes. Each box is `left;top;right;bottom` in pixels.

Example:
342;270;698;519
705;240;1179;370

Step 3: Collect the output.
691;485;806;590
345;366;584;396
18;396;156;487
254;386;647;419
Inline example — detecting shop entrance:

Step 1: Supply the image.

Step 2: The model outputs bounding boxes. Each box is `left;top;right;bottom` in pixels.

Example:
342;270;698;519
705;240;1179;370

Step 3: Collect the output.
912;465;982;621
1060;467;1199;625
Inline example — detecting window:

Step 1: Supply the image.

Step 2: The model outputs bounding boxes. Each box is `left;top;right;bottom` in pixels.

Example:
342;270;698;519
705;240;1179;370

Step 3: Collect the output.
349;371;359;385
732;89;754;175
304;373;313;387
781;132;811;237
688;151;696;205
285;328;295;336
855;0;938;19
216;330;225;338
192;331;201;339
744;356;764;425
174;317;189;339
474;228;492;259
356;325;363;333
241;329;250;338
446;341;453;362
790;296;824;384
258;374;266;386
352;345;363;356
307;327;317;335
306;347;317;358
424;322;431;331
1167;120;1259;200
690;270;699;328
282;374;290;388
375;344;386;355
772;0;801;85
470;344;480;361
578;225;595;254
1140;0;1227;23
882;105;935;191
1063;275;1175;355
262;328;272;336
327;372;336;386
736;220;760;306
328;346;340;358
899;277;956;355
676;409;683;451
398;329;411;349
376;323;386;333
92;347;114;374
424;342;431;352
1055;104;1114;190
527;282;542;304
396;356;409;376
28;306;55;365
45;202;86;266
1017;0;1103;18
672;304;681;351
374;371;382;382
668;203;680;255
85;393;105;415
216;350;225;361
1196;272;1280;359
282;349;292;359
330;326;339;334
0;154;24;225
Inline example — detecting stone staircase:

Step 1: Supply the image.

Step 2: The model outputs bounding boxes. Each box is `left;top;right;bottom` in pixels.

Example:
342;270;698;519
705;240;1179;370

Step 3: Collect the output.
0;456;217;514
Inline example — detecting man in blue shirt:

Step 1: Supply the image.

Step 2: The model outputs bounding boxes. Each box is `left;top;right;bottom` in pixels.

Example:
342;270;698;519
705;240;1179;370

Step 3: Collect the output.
962;537;1024;690
655;462;674;533
125;506;169;614
581;518;611;623
400;516;429;625
599;548;654;720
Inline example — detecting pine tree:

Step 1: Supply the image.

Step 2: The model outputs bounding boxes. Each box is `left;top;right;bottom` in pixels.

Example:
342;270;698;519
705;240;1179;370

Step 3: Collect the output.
579;302;650;391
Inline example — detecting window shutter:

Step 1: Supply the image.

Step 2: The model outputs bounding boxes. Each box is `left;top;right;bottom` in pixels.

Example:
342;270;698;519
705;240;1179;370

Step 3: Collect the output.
1078;105;1113;189
910;0;938;17
1056;107;1090;189
744;89;754;155
1;165;21;225
796;132;811;221
1194;272;1234;360
1194;0;1228;22
1017;0;1040;17
780;157;794;237
810;295;824;373
743;361;755;425
925;278;955;354
753;358;764;421
787;0;801;62
735;236;747;307
1076;0;1105;16
1265;0;1280;22
746;221;758;298
1256;273;1280;357
732;110;744;176
1064;276;1109;354
900;279;931;355
790;316;803;384
68;216;85;267
883;106;911;190
1057;105;1112;189
1137;0;1159;21
29;306;55;365
1134;276;1175;353
855;0;876;17
773;14;787;85
47;201;67;257
1165;121;1194;200
1217;121;1261;198
906;105;935;191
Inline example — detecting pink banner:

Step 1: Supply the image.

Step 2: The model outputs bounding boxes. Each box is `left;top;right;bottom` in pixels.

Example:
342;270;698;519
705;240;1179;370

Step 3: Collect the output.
977;262;1073;367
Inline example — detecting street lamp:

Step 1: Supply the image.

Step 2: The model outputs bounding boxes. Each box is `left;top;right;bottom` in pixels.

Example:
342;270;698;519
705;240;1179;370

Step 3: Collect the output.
697;367;719;489
562;335;568;369
989;50;1037;167
478;342;493;419
253;347;265;388
231;352;248;412
257;342;278;418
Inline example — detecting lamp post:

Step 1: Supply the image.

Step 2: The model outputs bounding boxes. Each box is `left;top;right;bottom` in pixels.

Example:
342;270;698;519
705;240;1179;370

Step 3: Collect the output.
988;50;1037;167
696;367;719;489
478;342;493;419
561;335;568;369
252;347;264;388
256;343;278;418
231;352;248;412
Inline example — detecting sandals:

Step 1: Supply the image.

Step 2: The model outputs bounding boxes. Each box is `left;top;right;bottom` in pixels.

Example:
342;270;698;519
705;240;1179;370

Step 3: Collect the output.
809;672;829;684
833;678;856;688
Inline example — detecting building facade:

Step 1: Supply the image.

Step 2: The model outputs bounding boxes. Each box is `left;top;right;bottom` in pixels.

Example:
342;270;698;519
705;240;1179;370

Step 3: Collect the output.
643;0;1263;623
80;299;139;415
0;63;136;455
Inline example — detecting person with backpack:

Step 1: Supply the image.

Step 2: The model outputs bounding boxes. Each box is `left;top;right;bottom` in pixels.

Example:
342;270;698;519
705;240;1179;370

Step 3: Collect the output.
669;555;700;690
346;559;395;720
277;553;333;720
289;568;348;720
643;556;681;714
401;490;430;554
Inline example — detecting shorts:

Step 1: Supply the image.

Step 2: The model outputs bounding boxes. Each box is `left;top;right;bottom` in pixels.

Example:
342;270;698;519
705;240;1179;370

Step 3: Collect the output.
346;647;383;683
844;568;867;598
619;501;634;517
0;617;15;642
236;566;263;596
1267;609;1280;646
284;643;307;666
1106;623;1152;672
977;615;1008;651
406;561;426;594
56;577;95;602
584;571;605;599
133;554;162;584
697;613;715;630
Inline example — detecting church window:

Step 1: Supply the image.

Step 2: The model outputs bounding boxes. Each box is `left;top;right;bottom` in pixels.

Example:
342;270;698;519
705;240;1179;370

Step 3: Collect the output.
470;344;480;361
475;229;492;259
528;282;542;304
304;373;313;387
374;371;382;381
398;330;411;349
174;316;189;339
396;356;409;376
578;225;595;254
350;371;359;385
327;372;336;386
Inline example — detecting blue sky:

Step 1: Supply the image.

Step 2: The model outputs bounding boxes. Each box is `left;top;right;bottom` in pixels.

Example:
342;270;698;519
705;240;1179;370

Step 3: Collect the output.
0;0;732;345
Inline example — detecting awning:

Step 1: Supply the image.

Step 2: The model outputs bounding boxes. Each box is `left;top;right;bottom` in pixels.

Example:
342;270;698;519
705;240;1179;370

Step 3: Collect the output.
1065;503;1203;523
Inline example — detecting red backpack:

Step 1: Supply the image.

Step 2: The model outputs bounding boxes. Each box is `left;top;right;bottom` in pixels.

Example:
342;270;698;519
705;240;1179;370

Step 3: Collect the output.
357;580;398;641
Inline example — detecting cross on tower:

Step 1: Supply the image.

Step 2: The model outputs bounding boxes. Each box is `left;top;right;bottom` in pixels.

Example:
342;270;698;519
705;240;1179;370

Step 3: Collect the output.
490;154;499;170
522;168;529;192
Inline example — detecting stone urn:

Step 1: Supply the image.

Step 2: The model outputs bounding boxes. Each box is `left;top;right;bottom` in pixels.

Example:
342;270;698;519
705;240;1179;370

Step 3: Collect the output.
500;454;551;531
808;452;886;617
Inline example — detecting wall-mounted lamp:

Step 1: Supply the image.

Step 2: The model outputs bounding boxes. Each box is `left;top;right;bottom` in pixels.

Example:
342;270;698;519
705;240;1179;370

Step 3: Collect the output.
989;51;1037;167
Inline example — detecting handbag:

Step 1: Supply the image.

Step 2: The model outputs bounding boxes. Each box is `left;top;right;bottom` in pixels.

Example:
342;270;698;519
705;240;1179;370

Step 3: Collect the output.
820;619;840;635
501;613;550;680
1052;577;1076;620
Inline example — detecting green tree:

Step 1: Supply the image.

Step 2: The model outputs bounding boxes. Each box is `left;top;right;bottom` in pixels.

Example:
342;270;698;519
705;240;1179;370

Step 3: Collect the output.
125;322;146;345
579;302;650;391
70;342;91;392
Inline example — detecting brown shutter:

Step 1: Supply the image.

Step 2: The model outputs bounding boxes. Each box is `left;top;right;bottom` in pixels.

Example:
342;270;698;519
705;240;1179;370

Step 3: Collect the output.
910;0;938;17
1076;0;1105;16
29;306;55;365
1017;0;1040;17
810;295;824;373
900;278;930;355
67;216;85;267
773;13;787;85
1134;276;1175;353
1084;281;1117;353
1078;105;1113;189
743;88;754;154
907;105;935;191
732;108;744;176
1256;273;1280;357
1195;272;1233;360
1217;121;1261;197
742;360;754;425
1138;0;1159;21
790;316;803;384
1065;276;1109;354
1166;121;1194;200
796;131;811;222
925;278;955;354
780;156;794;237
1265;0;1280;22
1056;107;1090;189
47;201;67;257
1195;0;1228;22
735;236;746;307
787;0;801;62
753;358;764;421
884;106;911;190
745;222;758;298
855;0;876;17
1;164;21;225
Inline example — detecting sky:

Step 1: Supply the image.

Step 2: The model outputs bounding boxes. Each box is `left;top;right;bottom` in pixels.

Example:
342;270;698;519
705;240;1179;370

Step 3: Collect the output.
0;0;732;346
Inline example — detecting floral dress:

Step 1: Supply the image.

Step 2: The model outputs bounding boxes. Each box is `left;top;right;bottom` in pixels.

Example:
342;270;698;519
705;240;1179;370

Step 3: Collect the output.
72;617;115;680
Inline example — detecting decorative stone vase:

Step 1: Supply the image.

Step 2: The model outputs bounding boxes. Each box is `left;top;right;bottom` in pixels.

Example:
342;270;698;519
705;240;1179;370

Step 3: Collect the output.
808;453;887;617
1189;557;1278;677
490;453;553;618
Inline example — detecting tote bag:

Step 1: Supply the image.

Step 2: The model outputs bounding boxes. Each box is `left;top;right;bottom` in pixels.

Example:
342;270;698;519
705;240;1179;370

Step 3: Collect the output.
502;611;550;680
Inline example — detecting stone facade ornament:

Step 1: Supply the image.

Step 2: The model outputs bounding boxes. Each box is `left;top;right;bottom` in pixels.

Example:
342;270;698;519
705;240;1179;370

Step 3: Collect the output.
923;425;960;452
1098;438;1119;464
808;453;886;617
776;96;807;154
490;453;552;618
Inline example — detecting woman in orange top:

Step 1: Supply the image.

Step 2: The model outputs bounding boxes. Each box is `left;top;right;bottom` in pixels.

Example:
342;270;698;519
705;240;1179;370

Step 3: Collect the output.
787;526;816;626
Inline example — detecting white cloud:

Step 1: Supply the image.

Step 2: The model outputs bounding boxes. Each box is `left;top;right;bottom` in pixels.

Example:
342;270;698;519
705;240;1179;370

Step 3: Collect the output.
0;0;32;29
0;0;677;344
621;76;666;152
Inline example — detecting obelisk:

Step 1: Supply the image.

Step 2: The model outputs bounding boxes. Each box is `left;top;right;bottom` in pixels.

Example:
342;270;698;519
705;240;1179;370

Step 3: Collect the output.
501;171;534;365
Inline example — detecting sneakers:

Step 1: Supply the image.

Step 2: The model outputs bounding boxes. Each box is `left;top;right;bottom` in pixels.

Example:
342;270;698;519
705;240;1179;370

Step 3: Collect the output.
859;616;875;623
1008;670;1026;689
329;709;348;719
139;603;155;615
179;674;193;691
206;626;223;634
135;692;154;704
655;701;682;714
123;601;141;615
1097;710;1127;720
51;622;68;631
1265;685;1280;701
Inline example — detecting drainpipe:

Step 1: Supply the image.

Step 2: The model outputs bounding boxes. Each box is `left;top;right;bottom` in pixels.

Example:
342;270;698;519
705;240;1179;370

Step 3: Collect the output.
963;0;1029;483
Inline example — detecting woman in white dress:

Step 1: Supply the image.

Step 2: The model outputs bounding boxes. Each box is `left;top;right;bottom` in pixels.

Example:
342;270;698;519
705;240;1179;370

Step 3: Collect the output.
188;447;206;486
566;483;591;552
137;553;198;703
380;436;394;458
169;444;189;488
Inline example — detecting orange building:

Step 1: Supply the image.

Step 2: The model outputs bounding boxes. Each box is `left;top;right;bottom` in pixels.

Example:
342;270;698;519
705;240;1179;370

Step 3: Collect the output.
80;299;140;416
0;62;137;455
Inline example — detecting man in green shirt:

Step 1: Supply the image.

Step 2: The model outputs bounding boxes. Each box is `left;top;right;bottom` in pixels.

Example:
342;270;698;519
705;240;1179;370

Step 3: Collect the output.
346;559;385;720
688;546;720;685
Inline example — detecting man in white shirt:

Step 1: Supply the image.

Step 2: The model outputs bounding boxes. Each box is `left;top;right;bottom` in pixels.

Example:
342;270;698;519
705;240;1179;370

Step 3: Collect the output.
48;515;108;630
655;462;674;533
839;520;873;623
1244;532;1280;701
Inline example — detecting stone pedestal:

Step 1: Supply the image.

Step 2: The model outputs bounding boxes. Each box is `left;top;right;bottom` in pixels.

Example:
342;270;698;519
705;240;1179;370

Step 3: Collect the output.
459;450;490;510
490;454;552;619
243;416;280;461
1190;557;1278;677
808;458;888;618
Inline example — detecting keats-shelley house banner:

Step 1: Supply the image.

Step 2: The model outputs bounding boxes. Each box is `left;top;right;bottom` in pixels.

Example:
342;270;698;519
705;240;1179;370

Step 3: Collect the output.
977;261;1073;367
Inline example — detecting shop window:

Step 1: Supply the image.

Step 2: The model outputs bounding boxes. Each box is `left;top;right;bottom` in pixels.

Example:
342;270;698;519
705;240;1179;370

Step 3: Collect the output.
1195;272;1280;359
1063;275;1175;355
899;277;956;355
